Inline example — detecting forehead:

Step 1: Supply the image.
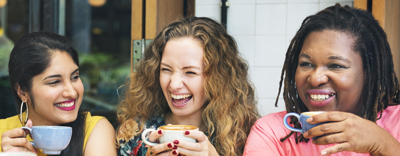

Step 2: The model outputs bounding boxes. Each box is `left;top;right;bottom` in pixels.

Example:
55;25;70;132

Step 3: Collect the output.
41;51;77;75
162;37;204;67
300;30;358;58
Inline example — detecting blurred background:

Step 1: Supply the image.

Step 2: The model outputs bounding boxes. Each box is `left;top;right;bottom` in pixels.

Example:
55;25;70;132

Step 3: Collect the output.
0;0;399;129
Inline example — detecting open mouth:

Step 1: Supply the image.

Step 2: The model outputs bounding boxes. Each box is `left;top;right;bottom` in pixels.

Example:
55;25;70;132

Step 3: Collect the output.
309;94;335;101
54;100;76;111
171;93;192;105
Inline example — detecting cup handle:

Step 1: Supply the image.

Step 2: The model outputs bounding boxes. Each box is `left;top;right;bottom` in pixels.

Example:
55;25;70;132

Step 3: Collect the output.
141;129;159;146
20;127;37;148
283;113;303;133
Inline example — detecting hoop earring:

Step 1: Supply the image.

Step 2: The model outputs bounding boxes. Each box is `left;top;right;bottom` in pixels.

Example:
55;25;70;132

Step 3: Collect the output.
20;101;28;125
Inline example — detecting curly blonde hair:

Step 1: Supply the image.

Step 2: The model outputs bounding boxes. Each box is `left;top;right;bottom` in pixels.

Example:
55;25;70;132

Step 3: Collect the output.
116;17;260;156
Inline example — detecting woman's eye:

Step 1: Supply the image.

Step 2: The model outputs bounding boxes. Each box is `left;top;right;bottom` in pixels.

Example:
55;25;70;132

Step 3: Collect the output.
161;68;171;72
299;62;312;67
48;80;61;85
186;71;197;75
328;64;346;69
71;75;80;80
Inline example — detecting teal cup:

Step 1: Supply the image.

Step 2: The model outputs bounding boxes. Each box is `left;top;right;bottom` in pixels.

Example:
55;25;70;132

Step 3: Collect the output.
283;111;325;139
21;126;72;155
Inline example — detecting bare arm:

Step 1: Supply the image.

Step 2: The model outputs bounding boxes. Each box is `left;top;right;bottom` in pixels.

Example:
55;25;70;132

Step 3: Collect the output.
84;118;117;156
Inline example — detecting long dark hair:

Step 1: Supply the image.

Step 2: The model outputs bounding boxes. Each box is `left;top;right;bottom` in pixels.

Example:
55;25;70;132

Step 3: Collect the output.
8;31;86;156
277;4;400;143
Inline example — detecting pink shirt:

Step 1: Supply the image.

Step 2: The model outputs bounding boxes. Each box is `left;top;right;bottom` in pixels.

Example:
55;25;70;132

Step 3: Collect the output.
243;105;400;156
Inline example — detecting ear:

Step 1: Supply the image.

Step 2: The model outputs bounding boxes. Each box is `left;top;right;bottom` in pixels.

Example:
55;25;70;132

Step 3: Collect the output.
16;84;30;103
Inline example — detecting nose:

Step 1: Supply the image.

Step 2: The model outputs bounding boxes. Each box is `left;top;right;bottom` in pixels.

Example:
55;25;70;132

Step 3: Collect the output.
307;67;328;87
170;73;184;90
62;81;78;98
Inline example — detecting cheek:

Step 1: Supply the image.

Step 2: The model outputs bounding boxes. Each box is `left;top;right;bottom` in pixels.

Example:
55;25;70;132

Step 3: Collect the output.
159;75;168;89
295;71;305;89
75;81;84;95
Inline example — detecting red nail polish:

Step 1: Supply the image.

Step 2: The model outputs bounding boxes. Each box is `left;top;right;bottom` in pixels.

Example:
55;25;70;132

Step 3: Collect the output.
172;151;177;155
185;131;190;135
173;145;177;149
168;143;172;148
174;140;179;144
158;130;162;134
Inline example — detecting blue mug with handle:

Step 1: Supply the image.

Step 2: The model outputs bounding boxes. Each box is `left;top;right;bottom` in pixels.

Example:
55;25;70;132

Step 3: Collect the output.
283;111;325;139
21;126;72;155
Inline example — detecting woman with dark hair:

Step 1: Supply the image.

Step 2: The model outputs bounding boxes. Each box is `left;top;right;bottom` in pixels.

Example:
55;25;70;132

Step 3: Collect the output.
0;32;117;156
116;17;259;156
243;4;400;156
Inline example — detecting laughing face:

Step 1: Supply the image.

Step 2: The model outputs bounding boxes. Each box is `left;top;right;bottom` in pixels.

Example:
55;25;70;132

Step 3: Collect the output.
25;51;83;125
160;37;207;118
295;30;365;114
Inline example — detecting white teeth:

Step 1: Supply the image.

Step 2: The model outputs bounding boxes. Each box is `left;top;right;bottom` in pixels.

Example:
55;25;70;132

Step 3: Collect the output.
55;101;74;108
310;94;333;101
171;93;192;99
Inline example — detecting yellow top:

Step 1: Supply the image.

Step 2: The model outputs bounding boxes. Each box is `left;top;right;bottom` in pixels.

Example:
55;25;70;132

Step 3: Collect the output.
0;112;104;156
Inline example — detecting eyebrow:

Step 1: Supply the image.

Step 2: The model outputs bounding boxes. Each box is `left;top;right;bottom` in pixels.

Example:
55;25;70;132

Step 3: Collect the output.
43;68;79;81
160;63;201;70
328;56;351;63
299;53;351;63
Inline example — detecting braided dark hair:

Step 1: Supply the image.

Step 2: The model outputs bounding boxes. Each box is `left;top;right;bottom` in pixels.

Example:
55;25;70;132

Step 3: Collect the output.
277;3;400;143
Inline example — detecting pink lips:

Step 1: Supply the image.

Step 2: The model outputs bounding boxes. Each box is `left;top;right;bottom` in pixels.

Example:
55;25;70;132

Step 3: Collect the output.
306;89;335;108
171;93;191;108
55;99;76;111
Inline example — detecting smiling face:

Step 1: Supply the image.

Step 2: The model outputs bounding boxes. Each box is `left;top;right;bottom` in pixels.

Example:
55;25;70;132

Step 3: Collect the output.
23;51;83;126
160;37;207;118
295;30;365;114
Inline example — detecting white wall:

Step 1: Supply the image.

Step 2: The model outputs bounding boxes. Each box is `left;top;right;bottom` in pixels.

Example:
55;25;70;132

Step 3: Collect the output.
195;0;354;117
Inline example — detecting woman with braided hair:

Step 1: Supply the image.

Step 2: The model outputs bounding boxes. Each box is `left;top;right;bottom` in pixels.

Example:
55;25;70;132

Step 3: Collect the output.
243;4;400;156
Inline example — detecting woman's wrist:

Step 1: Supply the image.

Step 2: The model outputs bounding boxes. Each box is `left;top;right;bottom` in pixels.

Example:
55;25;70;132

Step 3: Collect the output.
370;132;400;156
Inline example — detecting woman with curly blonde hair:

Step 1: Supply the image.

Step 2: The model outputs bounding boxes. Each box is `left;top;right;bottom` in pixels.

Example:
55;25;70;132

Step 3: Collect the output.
116;17;259;156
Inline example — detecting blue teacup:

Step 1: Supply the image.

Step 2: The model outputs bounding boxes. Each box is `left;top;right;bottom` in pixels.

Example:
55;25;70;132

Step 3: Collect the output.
21;126;72;155
283;111;325;139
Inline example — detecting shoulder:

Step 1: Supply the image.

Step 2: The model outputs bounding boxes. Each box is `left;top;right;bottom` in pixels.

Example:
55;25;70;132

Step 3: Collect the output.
0;115;21;133
85;112;105;126
253;111;287;129
244;111;290;155
84;112;116;156
83;112;106;148
379;105;400;123
247;111;289;141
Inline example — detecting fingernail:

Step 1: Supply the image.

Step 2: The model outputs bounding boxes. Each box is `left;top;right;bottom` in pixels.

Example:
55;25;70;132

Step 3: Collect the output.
168;143;172;148
307;117;313;122
185;131;190;135
173;145;177;149
172;150;177;155
321;151;327;155
158;130;162;134
303;132;308;137
174;140;179;144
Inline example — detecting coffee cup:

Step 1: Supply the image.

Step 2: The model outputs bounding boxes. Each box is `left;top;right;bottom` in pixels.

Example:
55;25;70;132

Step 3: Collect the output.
0;152;37;156
21;126;72;155
142;125;198;146
283;111;326;138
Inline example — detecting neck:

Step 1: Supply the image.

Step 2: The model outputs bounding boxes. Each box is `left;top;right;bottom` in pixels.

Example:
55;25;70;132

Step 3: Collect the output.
165;110;207;132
